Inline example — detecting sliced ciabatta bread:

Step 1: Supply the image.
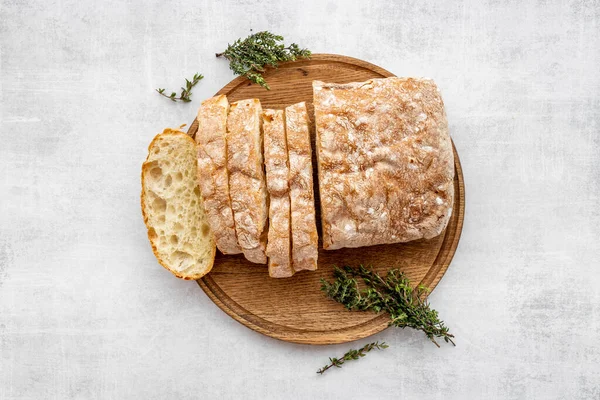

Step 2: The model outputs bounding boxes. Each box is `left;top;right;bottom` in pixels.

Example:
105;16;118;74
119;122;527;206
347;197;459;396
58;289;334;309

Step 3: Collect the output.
196;95;243;255
286;102;318;272
226;99;269;264
263;109;293;278
141;128;216;280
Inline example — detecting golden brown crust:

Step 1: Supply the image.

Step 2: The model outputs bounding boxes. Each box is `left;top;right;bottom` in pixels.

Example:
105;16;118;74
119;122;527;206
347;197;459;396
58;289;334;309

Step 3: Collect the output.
313;78;454;250
263;109;294;278
227;99;269;264
141;129;216;280
196;95;243;255
286;102;318;271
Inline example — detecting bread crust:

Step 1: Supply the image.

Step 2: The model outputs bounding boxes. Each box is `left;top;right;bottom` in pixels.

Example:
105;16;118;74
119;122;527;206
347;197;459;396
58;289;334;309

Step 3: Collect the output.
196;95;243;255
313;77;454;250
263;109;294;278
226;99;269;264
286;102;318;271
141;129;216;280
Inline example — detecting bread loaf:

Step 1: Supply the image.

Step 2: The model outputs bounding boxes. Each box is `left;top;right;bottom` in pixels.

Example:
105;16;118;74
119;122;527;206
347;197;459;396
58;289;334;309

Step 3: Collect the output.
141;129;216;279
313;77;454;250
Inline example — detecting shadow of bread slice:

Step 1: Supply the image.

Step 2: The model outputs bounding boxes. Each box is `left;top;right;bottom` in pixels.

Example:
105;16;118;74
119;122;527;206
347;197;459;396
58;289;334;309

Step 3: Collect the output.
141;128;216;279
286;102;318;272
263;109;293;278
226;99;268;264
196;95;243;255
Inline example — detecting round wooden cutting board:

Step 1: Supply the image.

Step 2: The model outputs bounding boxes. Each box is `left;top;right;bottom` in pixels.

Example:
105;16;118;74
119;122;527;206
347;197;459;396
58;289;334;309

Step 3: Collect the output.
187;54;465;345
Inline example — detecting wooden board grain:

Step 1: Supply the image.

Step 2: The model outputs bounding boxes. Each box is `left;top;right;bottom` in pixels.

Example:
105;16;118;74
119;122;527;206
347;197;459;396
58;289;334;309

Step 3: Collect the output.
187;54;465;345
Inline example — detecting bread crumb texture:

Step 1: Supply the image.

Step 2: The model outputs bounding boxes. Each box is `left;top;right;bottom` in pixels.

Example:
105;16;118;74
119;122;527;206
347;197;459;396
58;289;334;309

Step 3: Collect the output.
141;129;216;279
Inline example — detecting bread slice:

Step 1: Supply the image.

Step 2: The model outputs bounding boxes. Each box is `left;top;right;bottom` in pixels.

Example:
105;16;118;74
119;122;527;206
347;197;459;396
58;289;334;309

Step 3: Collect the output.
285;102;318;271
196;95;243;255
313;78;454;250
263;109;294;278
226;99;268;264
141;129;216;279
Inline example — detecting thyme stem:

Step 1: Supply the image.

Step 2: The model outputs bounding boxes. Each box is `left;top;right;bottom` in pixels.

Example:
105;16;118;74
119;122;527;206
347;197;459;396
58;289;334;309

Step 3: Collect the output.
317;341;389;375
156;73;203;102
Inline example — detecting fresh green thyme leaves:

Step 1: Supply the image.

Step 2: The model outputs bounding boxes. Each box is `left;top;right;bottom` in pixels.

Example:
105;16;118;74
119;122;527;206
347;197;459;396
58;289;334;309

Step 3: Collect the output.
216;31;311;90
156;73;203;102
321;266;455;347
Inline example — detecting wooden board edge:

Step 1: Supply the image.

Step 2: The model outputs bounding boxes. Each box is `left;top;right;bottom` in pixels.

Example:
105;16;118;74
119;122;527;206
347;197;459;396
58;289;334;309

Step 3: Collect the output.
197;277;390;345
419;142;466;289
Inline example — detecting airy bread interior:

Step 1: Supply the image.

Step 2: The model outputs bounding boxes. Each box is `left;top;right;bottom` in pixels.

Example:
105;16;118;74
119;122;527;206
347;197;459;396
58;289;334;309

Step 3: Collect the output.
141;129;216;279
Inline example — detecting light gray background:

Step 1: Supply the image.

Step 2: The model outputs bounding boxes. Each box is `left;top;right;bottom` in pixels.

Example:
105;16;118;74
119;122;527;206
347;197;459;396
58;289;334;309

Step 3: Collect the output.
1;0;599;399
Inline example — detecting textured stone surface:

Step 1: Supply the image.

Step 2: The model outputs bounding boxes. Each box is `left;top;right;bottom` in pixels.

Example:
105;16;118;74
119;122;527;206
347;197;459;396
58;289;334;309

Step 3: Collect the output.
1;0;599;398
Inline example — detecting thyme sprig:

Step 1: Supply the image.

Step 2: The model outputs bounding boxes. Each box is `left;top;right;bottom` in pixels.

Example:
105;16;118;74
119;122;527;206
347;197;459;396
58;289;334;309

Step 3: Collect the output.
156;73;203;102
321;266;455;347
216;31;311;90
317;341;388;375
